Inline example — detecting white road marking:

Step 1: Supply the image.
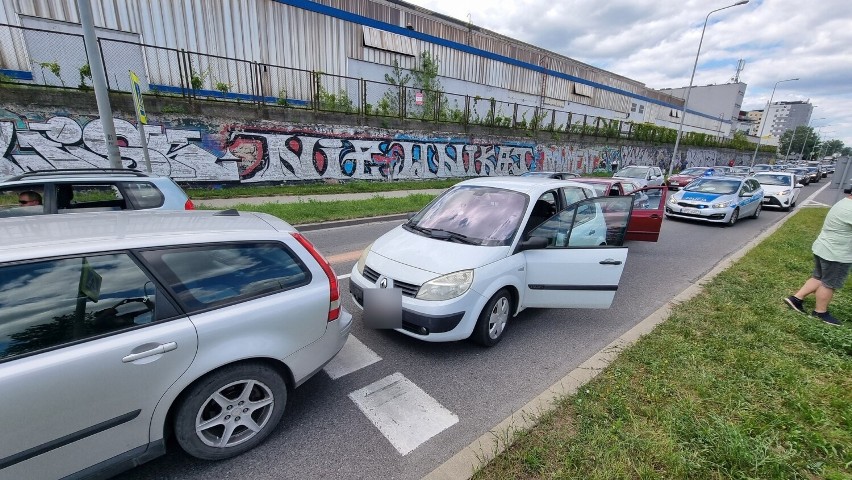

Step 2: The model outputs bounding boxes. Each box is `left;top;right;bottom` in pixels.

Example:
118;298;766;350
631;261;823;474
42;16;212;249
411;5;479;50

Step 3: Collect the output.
323;336;382;380
348;372;459;456
337;273;351;280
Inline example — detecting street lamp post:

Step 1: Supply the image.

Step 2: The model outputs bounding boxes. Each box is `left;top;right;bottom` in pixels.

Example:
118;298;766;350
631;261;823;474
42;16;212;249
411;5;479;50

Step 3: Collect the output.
804;125;829;160
750;77;799;166
667;0;750;177
795;116;825;162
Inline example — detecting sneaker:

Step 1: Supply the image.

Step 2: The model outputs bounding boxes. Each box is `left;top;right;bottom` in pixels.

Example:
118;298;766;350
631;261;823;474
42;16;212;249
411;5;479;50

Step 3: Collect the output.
811;311;842;326
784;296;806;314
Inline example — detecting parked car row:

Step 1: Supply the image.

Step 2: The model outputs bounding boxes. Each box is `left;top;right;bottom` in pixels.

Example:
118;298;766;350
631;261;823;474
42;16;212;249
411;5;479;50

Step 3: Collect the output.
0;163;820;478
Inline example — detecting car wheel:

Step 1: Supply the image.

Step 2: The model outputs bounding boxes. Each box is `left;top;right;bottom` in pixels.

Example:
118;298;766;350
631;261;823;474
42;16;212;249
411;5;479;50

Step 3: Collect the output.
472;289;512;347
726;208;739;227
175;363;287;460
751;202;761;219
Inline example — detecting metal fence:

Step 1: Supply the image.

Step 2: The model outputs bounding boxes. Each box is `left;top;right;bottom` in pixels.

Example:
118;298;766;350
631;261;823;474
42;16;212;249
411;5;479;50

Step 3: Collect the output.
0;22;740;148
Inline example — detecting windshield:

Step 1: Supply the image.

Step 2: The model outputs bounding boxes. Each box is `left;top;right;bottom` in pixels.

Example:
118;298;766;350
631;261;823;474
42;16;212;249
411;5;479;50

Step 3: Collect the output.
406;186;527;246
733;167;751;173
582;183;608;196
755;174;792;186
753;165;772;172
614;167;648;179
679;168;707;176
684;178;741;195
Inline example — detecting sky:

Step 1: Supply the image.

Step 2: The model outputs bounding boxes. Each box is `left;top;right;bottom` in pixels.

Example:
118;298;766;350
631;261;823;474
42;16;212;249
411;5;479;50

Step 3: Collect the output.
403;0;852;149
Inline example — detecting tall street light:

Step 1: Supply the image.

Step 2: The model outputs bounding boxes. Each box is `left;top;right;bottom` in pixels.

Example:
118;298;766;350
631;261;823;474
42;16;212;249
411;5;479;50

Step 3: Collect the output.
794;116;825;162
667;0;750;177
750;77;799;166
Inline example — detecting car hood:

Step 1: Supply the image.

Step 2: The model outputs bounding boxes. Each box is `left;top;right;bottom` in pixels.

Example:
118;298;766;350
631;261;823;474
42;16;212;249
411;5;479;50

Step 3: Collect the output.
760;184;794;194
368;225;511;276
669;174;695;183
677;191;726;203
613;176;647;187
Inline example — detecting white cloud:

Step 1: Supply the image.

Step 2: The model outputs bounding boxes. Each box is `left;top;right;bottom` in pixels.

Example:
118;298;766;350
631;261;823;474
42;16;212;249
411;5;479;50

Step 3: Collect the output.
404;0;852;147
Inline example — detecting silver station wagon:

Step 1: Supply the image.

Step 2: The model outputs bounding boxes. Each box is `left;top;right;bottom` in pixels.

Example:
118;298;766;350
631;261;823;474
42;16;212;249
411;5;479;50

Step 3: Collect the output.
0;210;351;479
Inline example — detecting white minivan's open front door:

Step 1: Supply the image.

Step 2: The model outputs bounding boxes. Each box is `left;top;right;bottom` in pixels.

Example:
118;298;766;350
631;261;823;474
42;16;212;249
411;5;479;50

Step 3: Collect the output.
520;196;632;309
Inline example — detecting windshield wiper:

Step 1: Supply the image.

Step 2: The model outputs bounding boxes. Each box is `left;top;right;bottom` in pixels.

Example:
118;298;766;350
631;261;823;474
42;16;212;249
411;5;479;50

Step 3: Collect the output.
428;229;479;245
405;223;433;236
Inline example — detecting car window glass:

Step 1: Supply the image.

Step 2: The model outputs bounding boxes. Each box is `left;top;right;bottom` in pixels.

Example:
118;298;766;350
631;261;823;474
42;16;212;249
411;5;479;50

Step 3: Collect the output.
141;243;310;313
561;186;587;206
409;186;527;246
123;182;166;209
529;197;632;248
0;253;158;361
0;185;46;218
57;183;125;212
635;186;665;209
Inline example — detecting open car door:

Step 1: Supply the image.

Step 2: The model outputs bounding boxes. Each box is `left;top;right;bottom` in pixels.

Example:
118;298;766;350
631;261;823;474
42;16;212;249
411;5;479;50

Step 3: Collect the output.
626;185;667;242
521;196;632;309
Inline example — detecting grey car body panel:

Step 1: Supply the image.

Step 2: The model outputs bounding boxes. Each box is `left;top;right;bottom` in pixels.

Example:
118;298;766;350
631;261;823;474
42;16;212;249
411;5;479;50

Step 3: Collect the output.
0;210;350;479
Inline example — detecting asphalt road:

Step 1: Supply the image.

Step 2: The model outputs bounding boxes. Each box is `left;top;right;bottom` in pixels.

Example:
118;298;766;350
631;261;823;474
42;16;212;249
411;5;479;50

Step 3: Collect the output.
126;180;837;480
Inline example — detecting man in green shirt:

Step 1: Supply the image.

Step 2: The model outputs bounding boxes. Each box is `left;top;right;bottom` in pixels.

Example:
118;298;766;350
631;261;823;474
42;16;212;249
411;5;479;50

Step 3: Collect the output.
785;194;852;326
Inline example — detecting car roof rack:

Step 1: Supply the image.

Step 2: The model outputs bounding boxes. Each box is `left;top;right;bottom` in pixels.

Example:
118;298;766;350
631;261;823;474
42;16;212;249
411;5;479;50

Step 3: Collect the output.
6;168;150;181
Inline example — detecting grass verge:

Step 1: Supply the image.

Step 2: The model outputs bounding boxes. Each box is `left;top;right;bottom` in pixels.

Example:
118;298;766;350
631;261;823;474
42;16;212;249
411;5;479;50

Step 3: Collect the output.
201;193;436;225
475;207;851;480
185;179;460;200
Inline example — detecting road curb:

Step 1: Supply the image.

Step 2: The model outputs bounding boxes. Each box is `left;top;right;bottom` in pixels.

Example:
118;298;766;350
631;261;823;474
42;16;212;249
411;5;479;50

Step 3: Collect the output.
295;213;410;231
422;182;832;480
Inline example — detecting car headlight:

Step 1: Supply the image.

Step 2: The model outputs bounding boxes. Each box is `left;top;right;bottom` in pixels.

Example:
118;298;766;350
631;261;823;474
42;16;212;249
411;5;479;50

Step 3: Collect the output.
416;270;474;301
777;190;791;196
668;196;678;204
712;200;735;208
356;242;374;275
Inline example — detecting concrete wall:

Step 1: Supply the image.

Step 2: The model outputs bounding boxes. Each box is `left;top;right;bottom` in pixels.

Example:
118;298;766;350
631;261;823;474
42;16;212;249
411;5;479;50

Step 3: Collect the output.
0;87;772;183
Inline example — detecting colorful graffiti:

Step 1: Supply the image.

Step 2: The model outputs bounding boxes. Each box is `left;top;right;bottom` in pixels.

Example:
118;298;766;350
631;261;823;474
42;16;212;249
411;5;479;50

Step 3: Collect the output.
0;111;756;182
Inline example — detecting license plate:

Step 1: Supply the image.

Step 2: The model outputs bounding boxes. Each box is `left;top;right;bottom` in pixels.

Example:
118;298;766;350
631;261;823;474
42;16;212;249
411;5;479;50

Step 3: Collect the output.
682;207;700;215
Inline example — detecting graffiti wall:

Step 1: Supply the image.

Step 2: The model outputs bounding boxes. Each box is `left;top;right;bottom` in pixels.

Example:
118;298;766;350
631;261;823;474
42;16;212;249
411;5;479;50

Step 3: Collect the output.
0;109;754;182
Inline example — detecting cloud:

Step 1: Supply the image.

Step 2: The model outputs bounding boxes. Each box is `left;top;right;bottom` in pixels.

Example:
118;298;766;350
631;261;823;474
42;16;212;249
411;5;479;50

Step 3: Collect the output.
405;0;852;147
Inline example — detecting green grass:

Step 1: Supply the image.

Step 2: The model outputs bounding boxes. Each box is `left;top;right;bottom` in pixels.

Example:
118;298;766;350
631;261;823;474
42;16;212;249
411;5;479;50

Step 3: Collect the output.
185;179;460;200
476;208;852;480
201;193;436;225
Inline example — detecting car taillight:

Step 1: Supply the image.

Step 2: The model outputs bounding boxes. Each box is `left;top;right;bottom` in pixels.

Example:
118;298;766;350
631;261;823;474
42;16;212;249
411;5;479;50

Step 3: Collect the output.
184;199;195;210
291;232;340;322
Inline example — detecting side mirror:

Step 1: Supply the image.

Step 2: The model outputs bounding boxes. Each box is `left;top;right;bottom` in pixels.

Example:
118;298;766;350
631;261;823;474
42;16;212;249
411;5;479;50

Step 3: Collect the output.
518;236;549;252
794;184;803;189
740;191;753;197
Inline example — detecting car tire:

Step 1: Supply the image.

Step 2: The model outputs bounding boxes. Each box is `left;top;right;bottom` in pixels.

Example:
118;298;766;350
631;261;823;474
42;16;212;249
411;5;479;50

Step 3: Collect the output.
751;202;761;219
726;208;739;227
174;363;287;460
472;289;513;347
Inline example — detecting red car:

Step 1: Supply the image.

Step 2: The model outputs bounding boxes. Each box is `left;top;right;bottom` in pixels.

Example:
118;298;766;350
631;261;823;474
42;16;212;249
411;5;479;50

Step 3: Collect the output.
570;178;668;242
667;167;720;190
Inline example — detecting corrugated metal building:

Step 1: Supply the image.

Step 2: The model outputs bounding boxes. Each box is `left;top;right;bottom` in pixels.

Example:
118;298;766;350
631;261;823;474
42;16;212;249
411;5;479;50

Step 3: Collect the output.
0;0;731;133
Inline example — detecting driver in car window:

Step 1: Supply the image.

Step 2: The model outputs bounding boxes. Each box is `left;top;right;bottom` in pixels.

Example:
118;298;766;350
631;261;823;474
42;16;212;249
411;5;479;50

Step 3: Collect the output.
18;191;42;206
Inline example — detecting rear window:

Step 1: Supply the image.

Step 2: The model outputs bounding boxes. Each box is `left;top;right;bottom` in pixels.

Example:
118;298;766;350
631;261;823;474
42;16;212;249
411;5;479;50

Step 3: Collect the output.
122;182;165;209
140;243;311;312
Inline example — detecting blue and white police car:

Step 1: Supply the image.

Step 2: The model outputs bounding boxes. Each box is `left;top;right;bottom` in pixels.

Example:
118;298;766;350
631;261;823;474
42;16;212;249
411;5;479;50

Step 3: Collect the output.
665;176;764;226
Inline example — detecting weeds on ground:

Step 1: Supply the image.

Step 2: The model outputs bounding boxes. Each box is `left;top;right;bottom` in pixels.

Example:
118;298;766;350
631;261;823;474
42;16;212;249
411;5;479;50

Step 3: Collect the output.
185;179;460;200
199;194;436;225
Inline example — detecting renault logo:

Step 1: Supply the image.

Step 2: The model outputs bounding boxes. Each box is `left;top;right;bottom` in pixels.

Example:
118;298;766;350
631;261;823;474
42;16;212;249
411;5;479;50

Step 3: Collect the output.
379;278;388;288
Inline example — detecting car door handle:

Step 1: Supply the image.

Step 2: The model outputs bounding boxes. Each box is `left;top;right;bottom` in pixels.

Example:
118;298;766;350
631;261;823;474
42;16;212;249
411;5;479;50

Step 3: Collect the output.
650;214;661;219
122;342;178;363
599;259;622;265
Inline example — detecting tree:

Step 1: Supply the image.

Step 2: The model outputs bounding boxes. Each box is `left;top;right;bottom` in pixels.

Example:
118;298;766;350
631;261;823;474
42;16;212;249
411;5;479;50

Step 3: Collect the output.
822;139;845;157
779;126;820;161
